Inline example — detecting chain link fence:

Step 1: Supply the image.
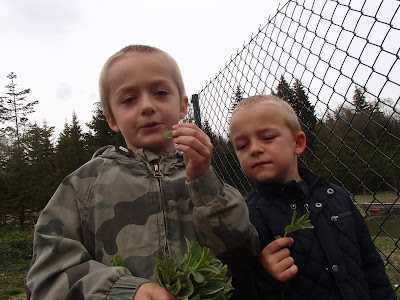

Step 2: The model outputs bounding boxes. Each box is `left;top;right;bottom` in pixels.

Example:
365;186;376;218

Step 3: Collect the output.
189;0;400;295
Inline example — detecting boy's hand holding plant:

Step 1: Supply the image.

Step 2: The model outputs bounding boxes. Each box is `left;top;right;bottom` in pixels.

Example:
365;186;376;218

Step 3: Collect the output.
260;209;314;282
112;237;233;300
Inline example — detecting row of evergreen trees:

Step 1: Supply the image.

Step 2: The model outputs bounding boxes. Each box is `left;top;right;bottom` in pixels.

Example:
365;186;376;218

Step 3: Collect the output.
0;73;124;226
1;72;399;227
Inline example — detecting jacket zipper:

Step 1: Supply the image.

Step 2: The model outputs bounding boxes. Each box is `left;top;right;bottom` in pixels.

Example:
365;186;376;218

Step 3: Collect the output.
331;211;352;222
152;161;169;256
153;162;163;178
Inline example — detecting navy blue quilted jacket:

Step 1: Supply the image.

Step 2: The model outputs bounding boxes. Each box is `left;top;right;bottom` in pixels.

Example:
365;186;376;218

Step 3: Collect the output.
245;168;395;300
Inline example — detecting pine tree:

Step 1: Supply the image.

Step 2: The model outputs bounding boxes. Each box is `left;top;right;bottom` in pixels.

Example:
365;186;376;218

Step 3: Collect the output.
292;79;317;132
230;86;244;115
0;72;38;226
55;112;90;182
23;122;57;213
202;120;216;143
274;76;318;132
85;102;125;154
0;72;38;144
352;85;370;113
274;75;295;104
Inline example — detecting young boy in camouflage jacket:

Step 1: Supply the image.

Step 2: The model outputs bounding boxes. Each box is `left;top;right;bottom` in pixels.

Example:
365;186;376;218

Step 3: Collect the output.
25;45;259;300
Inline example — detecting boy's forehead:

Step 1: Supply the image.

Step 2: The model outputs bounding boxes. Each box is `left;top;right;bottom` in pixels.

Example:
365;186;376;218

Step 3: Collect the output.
230;102;285;135
233;101;281;120
109;53;175;83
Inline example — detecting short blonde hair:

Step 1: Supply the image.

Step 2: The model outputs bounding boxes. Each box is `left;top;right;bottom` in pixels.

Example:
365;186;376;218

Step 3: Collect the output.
99;45;186;118
231;95;301;135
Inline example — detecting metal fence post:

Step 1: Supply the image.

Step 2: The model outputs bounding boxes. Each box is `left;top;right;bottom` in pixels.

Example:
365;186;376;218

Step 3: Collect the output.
191;94;202;130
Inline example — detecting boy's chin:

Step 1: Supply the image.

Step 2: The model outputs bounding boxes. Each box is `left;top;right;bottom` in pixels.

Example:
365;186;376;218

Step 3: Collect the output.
143;139;175;154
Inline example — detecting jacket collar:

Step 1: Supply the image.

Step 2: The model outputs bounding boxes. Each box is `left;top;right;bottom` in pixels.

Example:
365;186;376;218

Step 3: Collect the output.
254;168;321;202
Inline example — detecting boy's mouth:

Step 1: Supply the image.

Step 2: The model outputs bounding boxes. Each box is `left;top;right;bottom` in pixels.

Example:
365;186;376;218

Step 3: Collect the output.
141;122;160;130
253;161;268;168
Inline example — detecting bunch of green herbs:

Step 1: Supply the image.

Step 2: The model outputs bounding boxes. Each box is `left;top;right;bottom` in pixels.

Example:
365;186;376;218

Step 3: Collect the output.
154;237;233;300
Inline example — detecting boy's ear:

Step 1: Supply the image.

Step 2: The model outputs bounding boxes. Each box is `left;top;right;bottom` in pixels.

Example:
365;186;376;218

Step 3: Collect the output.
294;131;306;155
179;96;188;119
105;115;121;133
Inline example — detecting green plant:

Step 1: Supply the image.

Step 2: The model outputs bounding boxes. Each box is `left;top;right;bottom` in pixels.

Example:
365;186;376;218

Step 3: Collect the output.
164;130;174;138
154;237;233;300
111;254;124;267
275;209;314;239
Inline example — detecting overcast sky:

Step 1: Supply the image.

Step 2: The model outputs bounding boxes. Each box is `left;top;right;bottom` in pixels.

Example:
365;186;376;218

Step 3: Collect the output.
0;0;283;138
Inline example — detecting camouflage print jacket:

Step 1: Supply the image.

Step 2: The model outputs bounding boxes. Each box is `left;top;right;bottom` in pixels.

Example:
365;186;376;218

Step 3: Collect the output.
25;145;258;300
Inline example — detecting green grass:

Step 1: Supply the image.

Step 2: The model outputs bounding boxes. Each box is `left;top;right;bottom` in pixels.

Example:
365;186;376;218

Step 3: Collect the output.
374;236;400;298
0;225;33;300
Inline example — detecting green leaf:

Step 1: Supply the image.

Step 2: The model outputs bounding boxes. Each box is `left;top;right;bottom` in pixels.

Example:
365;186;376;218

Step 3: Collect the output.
284;224;299;234
276;209;314;239
111;254;124;267
164;130;174;138
191;270;205;283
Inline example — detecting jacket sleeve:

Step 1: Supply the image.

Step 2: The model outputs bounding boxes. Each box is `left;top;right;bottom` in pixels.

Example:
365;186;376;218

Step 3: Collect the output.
186;167;259;277
25;178;149;300
354;205;397;299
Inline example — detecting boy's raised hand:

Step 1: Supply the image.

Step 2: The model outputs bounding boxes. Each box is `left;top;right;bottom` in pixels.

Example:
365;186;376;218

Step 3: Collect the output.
259;237;298;282
172;123;213;181
134;282;176;300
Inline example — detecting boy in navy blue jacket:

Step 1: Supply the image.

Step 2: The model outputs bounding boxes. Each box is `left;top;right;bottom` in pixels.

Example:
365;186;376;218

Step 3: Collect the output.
229;95;396;299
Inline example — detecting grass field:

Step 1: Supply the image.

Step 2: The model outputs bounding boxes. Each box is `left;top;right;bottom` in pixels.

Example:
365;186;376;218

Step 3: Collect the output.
0;225;32;300
375;236;400;297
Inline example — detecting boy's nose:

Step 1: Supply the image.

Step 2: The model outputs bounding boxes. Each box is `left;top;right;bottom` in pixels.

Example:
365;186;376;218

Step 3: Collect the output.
140;95;156;115
250;142;264;156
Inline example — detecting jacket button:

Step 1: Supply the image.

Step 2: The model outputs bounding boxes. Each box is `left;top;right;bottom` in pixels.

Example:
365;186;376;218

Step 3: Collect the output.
315;202;323;208
332;265;339;272
327;188;334;195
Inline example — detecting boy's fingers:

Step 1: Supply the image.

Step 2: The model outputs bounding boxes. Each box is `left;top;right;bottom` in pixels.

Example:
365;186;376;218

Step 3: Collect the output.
276;263;298;282
172;125;213;158
264;237;294;255
172;124;211;147
260;246;291;270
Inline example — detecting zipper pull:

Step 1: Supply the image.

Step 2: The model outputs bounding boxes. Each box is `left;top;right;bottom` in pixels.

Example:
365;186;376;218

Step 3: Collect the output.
153;163;163;178
304;203;309;212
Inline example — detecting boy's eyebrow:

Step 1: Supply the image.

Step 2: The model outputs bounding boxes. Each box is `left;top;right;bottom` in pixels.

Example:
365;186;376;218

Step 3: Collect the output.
230;133;246;144
114;79;174;96
231;126;279;142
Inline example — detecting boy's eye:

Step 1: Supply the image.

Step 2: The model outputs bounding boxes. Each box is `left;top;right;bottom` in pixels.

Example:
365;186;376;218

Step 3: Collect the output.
236;144;247;151
263;136;275;141
122;97;137;104
155;90;168;96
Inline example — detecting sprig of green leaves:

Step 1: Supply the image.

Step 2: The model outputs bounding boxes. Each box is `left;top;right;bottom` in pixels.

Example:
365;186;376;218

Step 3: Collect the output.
164;130;174;138
154;237;233;300
275;209;314;239
111;254;124;267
